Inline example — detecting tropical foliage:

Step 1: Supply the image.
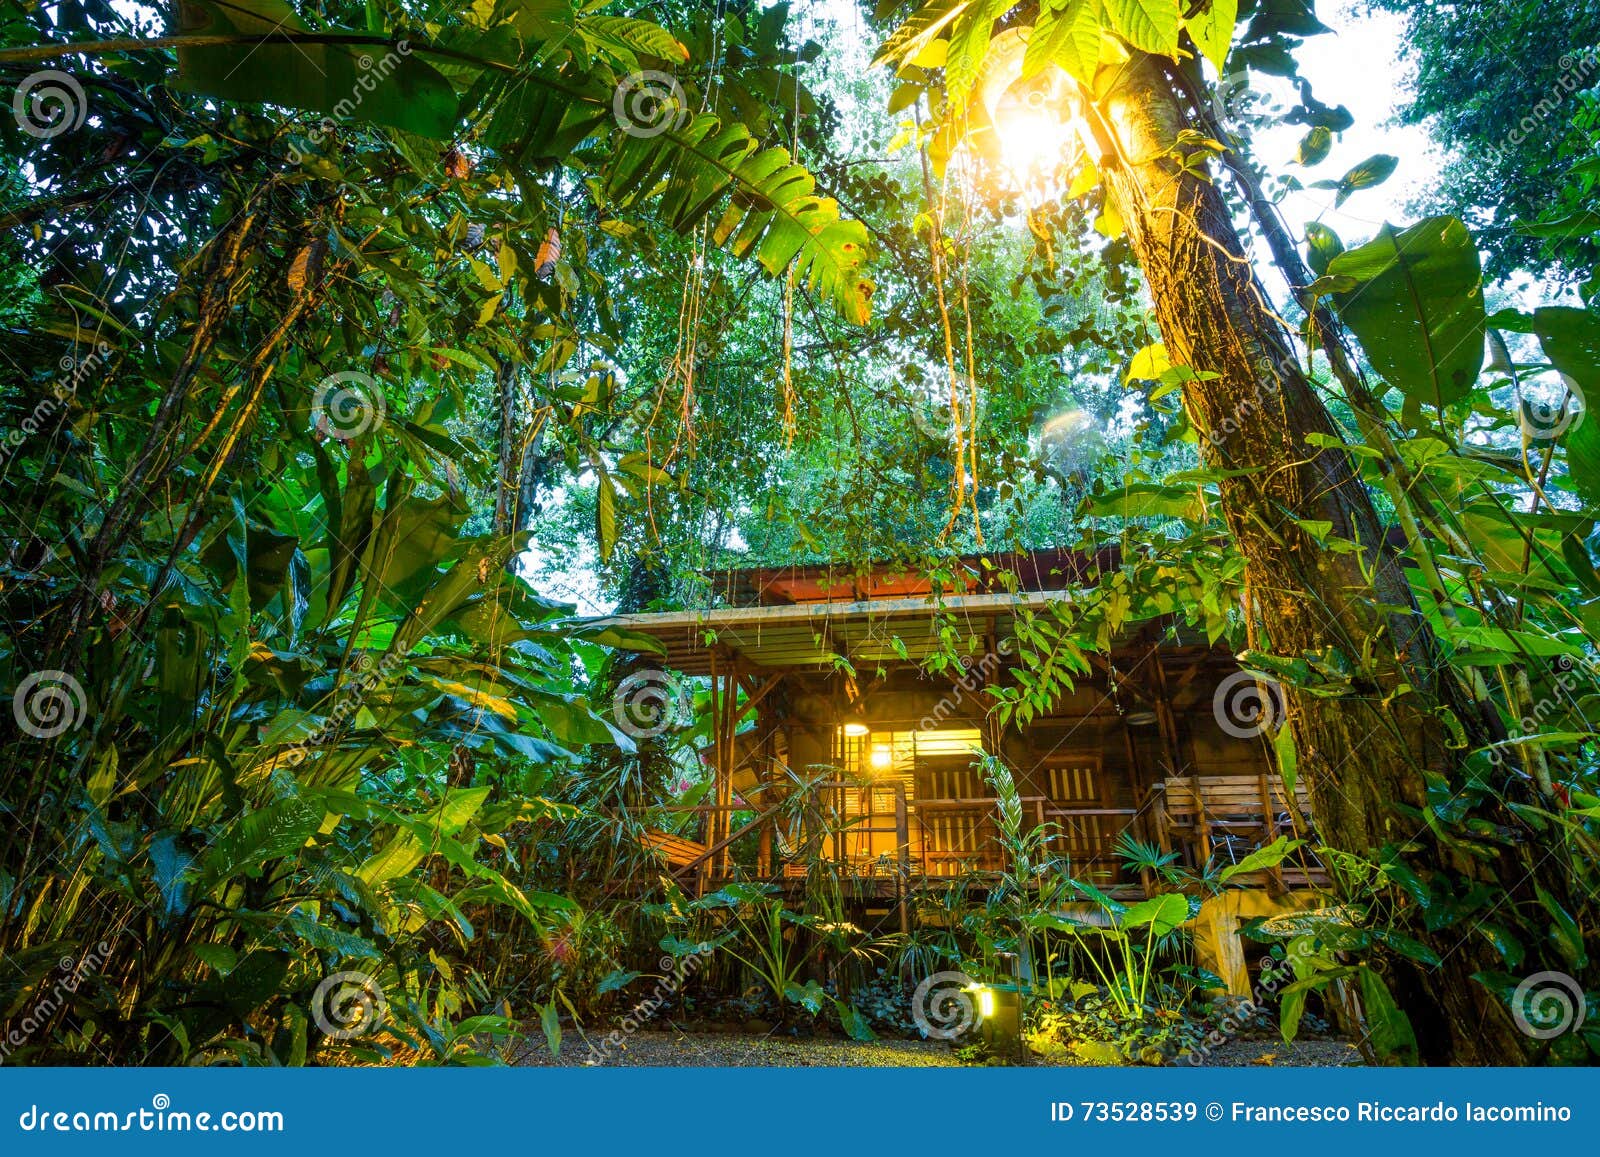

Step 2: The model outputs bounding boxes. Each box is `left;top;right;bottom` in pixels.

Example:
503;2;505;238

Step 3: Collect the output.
1;0;1597;1067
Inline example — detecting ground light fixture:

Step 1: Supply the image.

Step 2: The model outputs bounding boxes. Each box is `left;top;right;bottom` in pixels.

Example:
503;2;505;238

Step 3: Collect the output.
966;971;1024;1062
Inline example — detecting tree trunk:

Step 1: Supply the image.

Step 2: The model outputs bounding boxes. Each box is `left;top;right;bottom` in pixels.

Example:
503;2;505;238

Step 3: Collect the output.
1094;54;1551;1064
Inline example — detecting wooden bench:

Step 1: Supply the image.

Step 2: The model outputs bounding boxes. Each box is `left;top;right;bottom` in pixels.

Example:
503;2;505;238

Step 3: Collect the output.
1161;774;1310;820
638;828;709;870
1157;774;1315;879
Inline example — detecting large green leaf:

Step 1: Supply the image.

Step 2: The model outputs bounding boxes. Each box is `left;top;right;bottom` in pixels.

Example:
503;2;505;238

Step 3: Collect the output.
871;0;975;69
200;796;323;887
1331;153;1398;207
1294;125;1332;166
945;0;1010;110
1119;891;1189;935
606;112;874;324
1186;0;1238;72
1327;216;1485;409
173;1;459;138
476;66;873;322
1532;306;1600;503
579;15;689;69
1104;0;1181;54
478;63;612;166
1082;483;1203;522
1023;0;1105;85
1358;965;1419;1064
365;493;465;604
1216;835;1303;885
387;535;526;658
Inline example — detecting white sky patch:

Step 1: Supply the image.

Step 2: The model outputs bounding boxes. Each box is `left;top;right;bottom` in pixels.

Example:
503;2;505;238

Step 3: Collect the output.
1251;0;1445;247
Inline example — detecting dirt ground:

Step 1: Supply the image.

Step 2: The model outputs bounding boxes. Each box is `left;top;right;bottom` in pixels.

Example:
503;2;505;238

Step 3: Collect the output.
515;1027;1362;1068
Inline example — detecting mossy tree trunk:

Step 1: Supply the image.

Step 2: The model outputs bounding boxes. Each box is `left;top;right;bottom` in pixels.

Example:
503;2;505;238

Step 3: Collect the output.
1093;54;1555;1064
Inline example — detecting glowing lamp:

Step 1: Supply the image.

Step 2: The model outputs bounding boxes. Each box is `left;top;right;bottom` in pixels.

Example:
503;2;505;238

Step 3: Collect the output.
975;986;997;1018
841;722;870;738
870;744;893;769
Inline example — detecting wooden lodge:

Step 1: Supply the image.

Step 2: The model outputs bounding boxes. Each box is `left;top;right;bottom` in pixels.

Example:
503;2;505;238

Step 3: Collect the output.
590;551;1323;992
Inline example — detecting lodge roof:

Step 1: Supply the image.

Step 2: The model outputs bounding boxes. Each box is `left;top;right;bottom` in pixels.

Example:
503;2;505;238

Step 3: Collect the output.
707;546;1120;608
576;547;1216;677
584;588;1075;676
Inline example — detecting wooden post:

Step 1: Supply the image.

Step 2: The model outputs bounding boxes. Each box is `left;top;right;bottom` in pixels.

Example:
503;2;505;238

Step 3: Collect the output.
834;781;846;872
1260;766;1285;892
757;722;774;877
1151;657;1203;868
709;651;736;880
895;782;911;935
720;660;738;876
1123;722;1156;895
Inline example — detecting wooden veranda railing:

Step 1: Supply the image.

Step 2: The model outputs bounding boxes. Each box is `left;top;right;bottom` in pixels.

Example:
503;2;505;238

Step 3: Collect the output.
639;771;1323;894
641;784;1143;887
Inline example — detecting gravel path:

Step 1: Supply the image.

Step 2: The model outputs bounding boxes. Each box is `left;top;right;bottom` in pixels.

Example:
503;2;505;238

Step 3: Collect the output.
520;1029;961;1067
1183;1038;1362;1067
516;1029;1360;1068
